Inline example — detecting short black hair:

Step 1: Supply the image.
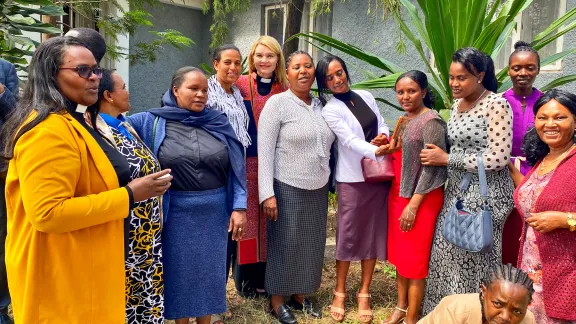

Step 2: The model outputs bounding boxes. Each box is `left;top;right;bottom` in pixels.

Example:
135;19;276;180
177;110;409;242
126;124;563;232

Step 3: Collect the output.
395;70;435;108
87;69;116;130
212;44;241;62
315;54;351;105
509;41;540;69
65;28;107;63
286;50;313;66
522;89;576;165
452;47;498;93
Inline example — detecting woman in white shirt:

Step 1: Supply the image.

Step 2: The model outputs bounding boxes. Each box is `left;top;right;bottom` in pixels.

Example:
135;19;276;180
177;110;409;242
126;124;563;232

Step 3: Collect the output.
316;54;393;323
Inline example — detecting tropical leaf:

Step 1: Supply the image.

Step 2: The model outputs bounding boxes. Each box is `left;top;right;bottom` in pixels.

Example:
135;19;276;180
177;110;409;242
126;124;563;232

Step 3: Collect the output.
351;73;403;89
15;5;66;16
497;77;512;93
290;32;404;73
491;21;516;58
533;6;576;43
15;23;62;34
374;97;404;111
540;75;576;92
462;0;490;47
473;17;510;54
532;19;576;51
6;14;35;25
398;0;431;49
484;0;502;27
438;108;452;121
540;48;576;68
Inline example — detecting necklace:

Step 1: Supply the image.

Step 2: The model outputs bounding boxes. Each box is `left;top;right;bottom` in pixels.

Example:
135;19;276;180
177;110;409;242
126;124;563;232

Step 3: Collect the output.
458;89;487;113
539;143;576;172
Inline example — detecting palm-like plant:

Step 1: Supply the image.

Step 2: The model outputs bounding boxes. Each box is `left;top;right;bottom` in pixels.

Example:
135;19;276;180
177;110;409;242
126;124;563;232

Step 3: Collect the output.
291;0;576;116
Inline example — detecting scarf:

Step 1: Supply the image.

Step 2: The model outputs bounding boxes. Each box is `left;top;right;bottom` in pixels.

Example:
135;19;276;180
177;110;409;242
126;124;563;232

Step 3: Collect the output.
148;90;247;192
206;75;251;148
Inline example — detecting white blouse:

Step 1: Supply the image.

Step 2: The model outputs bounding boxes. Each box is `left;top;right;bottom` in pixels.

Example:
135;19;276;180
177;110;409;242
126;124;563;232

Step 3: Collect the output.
322;90;390;183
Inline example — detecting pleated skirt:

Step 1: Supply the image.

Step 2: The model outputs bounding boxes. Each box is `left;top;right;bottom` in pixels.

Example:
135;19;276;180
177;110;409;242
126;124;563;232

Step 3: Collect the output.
163;187;228;319
265;180;328;296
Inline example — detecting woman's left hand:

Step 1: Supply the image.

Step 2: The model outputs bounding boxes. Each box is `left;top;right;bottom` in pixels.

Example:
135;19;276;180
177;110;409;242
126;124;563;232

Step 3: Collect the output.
229;210;247;241
420;144;449;166
526;211;568;233
370;133;388;146
399;205;417;232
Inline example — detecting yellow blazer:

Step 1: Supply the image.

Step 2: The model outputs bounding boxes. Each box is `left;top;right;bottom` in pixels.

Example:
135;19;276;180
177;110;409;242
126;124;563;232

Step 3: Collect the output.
418;293;535;324
5;112;130;323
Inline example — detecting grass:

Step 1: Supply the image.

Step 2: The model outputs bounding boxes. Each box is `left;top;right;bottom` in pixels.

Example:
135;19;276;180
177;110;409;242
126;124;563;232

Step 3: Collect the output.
166;209;400;323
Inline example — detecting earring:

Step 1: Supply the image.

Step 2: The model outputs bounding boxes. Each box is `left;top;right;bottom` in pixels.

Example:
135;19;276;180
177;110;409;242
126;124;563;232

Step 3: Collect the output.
478;80;482;83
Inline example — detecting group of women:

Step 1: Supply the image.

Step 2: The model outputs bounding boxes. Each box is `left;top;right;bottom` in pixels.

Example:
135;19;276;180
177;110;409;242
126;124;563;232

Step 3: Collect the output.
0;25;574;324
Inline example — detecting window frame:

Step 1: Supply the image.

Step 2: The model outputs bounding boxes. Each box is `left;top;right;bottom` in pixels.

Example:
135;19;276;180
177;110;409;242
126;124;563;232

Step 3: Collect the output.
497;0;566;72
263;3;288;44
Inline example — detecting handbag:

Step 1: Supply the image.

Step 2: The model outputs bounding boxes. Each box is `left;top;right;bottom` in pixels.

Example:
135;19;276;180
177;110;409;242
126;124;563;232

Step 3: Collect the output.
442;152;494;253
361;155;394;183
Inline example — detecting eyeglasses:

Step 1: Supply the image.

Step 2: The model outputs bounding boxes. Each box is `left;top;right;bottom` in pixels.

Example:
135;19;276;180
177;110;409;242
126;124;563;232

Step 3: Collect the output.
59;65;103;79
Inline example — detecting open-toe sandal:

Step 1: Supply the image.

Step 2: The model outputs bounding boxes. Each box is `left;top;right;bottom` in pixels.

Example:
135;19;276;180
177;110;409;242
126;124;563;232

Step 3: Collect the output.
381;307;407;324
357;292;373;323
330;290;346;322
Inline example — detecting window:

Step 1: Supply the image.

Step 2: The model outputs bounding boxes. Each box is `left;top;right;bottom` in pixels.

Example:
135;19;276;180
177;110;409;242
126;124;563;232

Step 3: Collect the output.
263;3;287;44
57;3;115;69
494;0;566;71
262;1;333;59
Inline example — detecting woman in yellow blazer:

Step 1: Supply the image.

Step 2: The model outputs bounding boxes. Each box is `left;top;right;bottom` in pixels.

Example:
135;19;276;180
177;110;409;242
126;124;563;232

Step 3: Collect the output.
1;37;171;323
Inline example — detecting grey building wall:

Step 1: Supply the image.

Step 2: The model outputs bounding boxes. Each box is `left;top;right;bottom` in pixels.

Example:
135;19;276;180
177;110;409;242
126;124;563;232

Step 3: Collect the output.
129;4;212;112
226;0;576;123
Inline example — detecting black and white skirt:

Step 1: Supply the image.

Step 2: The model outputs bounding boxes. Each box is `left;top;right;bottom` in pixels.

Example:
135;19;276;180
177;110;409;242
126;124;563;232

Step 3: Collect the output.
265;180;328;295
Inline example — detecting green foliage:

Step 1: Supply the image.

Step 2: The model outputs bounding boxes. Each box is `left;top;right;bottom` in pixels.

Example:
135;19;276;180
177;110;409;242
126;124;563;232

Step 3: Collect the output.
294;0;576;112
202;0;250;48
0;0;64;72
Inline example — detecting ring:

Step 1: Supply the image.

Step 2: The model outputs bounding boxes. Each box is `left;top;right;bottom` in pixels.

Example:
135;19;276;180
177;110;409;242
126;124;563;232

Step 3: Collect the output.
407;223;411;226
238;228;242;232
531;222;536;227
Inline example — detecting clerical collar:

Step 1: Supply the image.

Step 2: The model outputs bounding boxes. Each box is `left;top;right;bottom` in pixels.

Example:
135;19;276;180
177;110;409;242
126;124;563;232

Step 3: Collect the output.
256;74;274;84
333;91;353;102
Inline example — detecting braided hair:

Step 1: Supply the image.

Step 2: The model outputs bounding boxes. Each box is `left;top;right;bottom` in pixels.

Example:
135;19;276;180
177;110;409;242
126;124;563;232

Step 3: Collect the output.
480;263;534;322
509;41;541;69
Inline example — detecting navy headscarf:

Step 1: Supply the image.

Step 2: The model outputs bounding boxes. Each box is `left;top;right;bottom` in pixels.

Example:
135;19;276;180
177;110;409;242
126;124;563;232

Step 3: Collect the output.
148;90;247;192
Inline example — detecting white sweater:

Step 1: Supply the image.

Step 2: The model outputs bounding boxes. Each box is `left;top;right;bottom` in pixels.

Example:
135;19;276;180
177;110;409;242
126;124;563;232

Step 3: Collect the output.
258;90;336;203
322;90;390;183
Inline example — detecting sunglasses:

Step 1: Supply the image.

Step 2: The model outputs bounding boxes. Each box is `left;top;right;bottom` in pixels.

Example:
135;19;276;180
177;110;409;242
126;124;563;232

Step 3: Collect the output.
59;65;103;79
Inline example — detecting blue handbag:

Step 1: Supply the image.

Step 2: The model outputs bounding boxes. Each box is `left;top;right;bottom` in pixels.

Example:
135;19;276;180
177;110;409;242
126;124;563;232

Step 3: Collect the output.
442;153;494;253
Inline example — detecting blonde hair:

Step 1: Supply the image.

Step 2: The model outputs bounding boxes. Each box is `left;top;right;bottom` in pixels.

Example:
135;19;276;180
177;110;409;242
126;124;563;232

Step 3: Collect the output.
247;36;288;86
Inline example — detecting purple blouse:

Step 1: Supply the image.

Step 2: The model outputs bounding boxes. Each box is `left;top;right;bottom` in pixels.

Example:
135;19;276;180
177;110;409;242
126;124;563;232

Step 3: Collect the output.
502;88;543;175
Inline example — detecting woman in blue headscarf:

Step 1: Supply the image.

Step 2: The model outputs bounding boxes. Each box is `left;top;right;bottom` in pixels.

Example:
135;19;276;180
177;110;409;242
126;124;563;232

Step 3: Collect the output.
128;66;247;324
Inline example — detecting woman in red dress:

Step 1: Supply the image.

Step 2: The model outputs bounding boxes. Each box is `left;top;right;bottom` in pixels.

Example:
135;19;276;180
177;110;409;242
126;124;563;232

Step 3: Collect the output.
384;71;447;324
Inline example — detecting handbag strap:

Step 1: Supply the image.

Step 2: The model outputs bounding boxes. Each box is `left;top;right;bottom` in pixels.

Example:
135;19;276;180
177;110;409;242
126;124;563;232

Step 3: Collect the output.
248;73;255;109
151;116;159;153
459;152;489;200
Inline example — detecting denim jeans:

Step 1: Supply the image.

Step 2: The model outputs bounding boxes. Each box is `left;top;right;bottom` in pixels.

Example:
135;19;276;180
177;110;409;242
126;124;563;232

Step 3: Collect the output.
0;180;10;313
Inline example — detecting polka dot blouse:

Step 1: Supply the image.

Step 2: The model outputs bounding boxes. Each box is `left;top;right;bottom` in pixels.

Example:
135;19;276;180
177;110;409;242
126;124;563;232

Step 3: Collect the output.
447;93;513;172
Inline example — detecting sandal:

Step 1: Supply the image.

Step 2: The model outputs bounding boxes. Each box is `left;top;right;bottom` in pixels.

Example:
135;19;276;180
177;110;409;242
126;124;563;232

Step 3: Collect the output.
330;290;346;322
357;292;373;323
381;307;407;324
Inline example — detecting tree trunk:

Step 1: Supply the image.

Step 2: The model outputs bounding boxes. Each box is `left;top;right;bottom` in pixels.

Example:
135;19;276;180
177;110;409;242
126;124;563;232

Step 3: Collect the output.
283;0;306;57
41;15;58;42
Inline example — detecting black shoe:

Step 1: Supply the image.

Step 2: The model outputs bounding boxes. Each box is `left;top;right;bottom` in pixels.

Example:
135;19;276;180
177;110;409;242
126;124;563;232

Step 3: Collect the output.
0;313;13;324
288;296;322;318
270;303;298;324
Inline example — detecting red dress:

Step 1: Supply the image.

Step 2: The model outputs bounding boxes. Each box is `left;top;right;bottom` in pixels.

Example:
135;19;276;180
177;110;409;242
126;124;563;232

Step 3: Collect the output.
387;149;444;279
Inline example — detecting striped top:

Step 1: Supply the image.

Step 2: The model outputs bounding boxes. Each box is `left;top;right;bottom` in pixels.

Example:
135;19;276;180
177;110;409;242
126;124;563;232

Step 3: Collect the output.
258;89;335;203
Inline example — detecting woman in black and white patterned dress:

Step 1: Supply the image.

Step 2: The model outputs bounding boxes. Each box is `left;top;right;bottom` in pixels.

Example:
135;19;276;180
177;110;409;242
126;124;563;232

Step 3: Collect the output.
86;69;165;323
418;48;515;316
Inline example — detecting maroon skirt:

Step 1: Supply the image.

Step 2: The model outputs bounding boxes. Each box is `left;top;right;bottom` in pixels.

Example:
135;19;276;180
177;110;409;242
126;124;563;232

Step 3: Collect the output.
336;181;390;261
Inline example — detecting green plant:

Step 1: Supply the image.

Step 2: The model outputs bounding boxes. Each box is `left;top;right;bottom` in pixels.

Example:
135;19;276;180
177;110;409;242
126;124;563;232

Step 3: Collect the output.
291;0;576;116
0;0;63;73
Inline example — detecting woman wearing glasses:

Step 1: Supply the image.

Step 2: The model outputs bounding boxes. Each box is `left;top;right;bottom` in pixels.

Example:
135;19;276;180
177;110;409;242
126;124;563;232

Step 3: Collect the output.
1;36;170;323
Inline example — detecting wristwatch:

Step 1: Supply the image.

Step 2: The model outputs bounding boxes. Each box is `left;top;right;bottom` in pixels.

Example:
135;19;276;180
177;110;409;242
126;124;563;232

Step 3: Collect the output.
567;213;576;232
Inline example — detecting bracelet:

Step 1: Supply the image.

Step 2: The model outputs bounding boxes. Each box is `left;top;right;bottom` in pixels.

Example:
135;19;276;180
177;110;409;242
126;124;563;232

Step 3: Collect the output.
407;206;417;217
